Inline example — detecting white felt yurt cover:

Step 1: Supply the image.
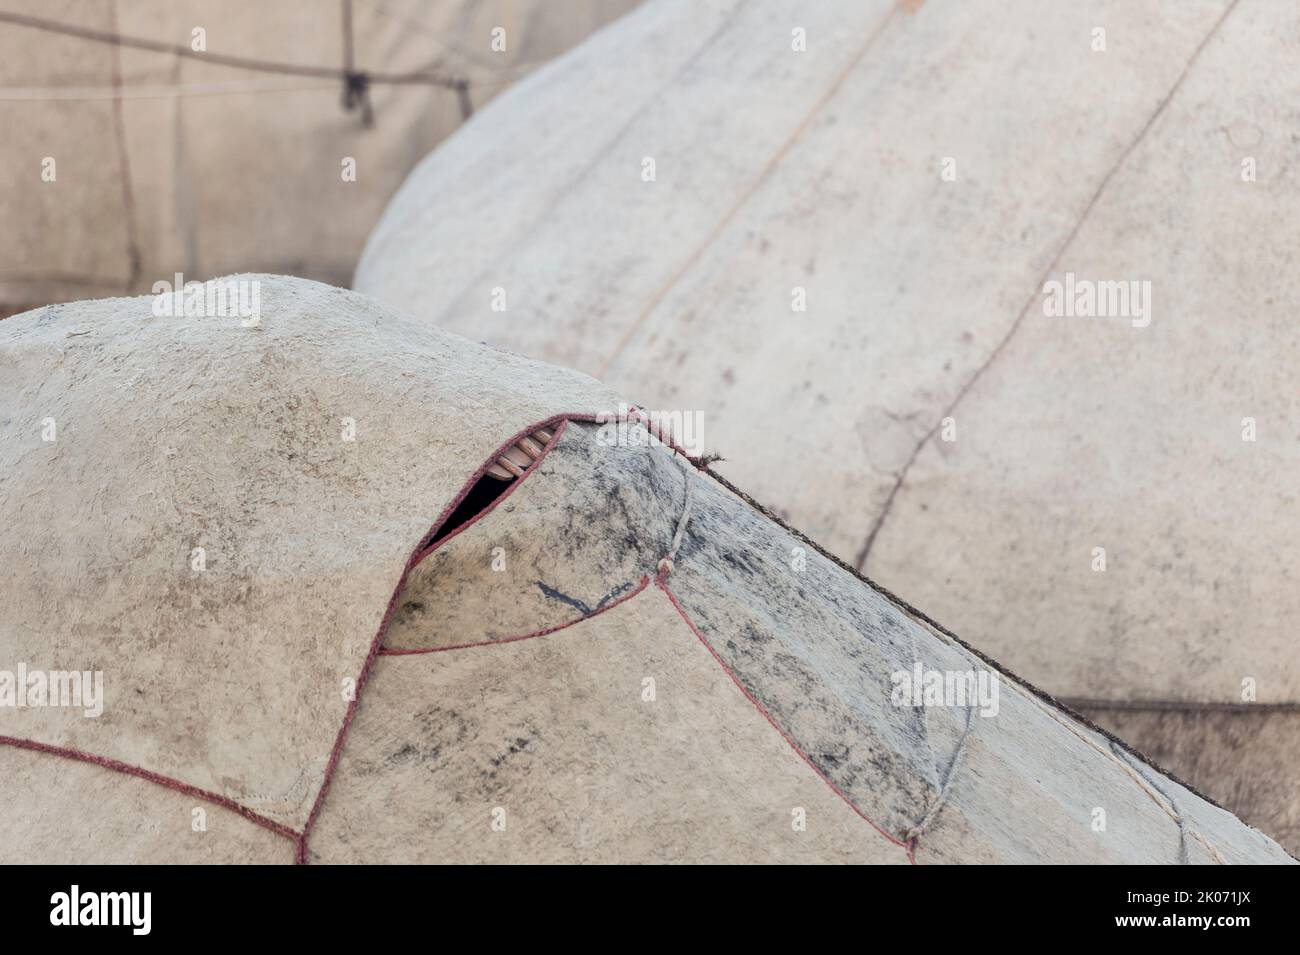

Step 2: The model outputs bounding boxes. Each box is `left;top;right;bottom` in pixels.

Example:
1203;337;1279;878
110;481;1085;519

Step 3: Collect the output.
355;0;1300;851
0;276;1291;864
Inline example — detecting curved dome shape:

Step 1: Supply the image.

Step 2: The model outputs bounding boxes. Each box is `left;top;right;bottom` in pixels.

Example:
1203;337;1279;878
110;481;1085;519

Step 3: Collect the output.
0;276;1290;863
354;0;1300;849
0;275;622;854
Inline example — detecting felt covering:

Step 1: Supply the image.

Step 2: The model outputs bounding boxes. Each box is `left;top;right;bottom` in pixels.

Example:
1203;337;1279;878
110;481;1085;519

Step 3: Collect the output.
313;591;910;864
353;0;1300;849
0;280;1290;863
0;744;290;864
0;275;623;835
1078;707;1300;855
385;418;680;652
317;421;1292;863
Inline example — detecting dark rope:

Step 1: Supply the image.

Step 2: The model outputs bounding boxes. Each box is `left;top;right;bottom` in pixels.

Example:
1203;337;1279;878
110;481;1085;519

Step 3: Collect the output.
0;9;466;90
1063;697;1300;713
342;71;373;127
338;0;372;126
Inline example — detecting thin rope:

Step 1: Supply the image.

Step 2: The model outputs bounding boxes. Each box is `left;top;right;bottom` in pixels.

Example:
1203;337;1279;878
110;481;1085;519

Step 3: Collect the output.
0;79;338;100
1030;692;1226;864
692;462;1242;821
909;644;940;791
0;9;471;101
107;0;141;292
0;10;464;86
342;0;355;74
657;464;694;578
1110;740;1191;864
339;0;373;126
906;704;975;845
668;473;693;559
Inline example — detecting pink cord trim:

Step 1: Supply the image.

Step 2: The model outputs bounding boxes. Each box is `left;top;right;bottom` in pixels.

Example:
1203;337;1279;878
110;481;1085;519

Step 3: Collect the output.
381;576;651;656
296;410;622;864
0;734;300;843
4;411;908;865
408;418;571;569
627;406;706;469
652;578;913;862
1;409;701;865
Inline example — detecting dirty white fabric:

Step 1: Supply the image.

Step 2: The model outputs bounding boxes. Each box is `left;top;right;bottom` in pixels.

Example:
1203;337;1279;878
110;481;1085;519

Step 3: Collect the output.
314;592;912;864
0;278;1289;863
354;0;1300;849
0;745;290;863
323;421;1291;863
0;275;623;834
385;418;678;651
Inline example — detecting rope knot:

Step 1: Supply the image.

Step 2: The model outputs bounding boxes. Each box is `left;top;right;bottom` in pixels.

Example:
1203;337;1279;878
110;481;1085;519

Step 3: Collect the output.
342;70;374;127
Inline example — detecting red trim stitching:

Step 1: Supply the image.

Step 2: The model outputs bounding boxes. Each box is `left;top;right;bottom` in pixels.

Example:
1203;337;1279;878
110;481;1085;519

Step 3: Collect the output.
296;410;622;863
407;418;570;569
0;734;299;843
627;406;705;469
652;578;914;863
381;575;651;656
0;409;689;865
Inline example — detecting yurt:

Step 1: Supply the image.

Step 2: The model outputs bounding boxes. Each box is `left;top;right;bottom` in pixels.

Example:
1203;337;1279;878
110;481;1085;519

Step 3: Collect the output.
0;276;1290;864
0;0;637;311
355;0;1300;851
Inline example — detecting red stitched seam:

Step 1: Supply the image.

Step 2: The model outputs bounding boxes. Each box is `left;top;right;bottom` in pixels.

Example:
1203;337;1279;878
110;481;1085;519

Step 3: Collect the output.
407;418;571;570
0;734;300;843
627;406;705;469
652;577;914;864
0;410;681;866
295;413;582;862
4;407;579;867
383;562;916;863
296;409;639;864
380;575;651;657
411;408;697;568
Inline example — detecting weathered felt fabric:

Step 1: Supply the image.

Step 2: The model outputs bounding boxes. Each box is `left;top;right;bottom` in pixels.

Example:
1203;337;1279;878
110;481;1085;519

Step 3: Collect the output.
353;0;1299;849
1078;707;1300;855
0;745;290;864
385;419;678;651
0;283;1290;863
338;422;1290;863
0;275;623;835
314;591;909;865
